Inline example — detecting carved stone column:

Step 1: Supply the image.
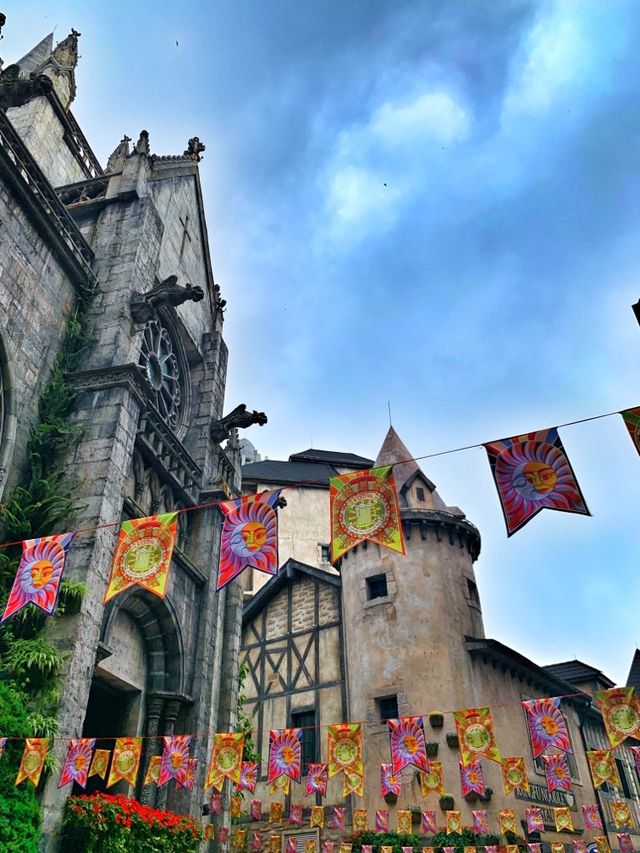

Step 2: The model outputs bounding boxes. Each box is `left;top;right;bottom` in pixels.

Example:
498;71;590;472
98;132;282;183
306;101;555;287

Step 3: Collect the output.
155;698;182;810
140;696;164;806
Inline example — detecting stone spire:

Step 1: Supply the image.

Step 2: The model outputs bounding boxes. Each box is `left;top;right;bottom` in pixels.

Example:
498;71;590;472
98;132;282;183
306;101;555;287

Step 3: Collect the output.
51;28;81;69
105;134;131;173
374;426;449;511
15;32;54;75
15;28;81;109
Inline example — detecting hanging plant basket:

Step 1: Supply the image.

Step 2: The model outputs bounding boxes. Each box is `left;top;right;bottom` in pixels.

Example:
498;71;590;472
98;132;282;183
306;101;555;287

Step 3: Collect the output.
464;791;479;803
445;732;459;748
429;712;444;728
383;791;398;805
439;795;455;811
426;741;439;758
479;786;493;802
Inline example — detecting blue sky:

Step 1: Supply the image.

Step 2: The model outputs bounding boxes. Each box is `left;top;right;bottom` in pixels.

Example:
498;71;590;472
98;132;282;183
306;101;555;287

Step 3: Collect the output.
4;0;640;684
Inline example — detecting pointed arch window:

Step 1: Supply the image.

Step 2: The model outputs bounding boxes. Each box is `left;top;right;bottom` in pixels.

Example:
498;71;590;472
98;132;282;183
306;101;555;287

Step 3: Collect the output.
138;313;190;436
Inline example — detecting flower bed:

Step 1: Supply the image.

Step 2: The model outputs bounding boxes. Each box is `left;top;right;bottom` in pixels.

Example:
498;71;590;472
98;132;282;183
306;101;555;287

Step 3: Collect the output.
62;793;203;852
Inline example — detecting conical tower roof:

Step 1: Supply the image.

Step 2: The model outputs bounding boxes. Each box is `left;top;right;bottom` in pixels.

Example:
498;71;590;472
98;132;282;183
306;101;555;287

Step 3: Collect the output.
374;426;450;512
16;33;53;74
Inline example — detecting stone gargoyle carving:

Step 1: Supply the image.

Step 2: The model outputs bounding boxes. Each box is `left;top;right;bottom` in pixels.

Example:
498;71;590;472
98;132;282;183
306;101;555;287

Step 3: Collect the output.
210;404;268;444
0;64;53;111
130;275;204;323
184;136;205;162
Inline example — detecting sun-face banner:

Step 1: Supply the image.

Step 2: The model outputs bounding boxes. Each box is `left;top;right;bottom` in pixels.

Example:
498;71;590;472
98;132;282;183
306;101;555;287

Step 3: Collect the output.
446;811;462;834
267;728;302;783
422;811;437;834
328;723;363;779
420;761;445;796
572;842;587;853
617;835;634;853
375;810;390;833
472;810;489;834
217;490;282;590
526;808;544;834
521;698;571;759
554;807;573;832
353;809;368;832
104;513;177;603
498;809;517;835
219;828;230;845
250;800;262;821
206;732;244;789
107;737;142;788
238;761;259;793
289;803;303;827
502;756;529;795
380;763;401;797
158;735;192;787
388;716;428;774
621;407;640;455
582;804;603;830
210;794;222;814
178;758;197;791
144;756;162;785
611;801;633;829
595;687;640;749
322;843;334;853
329;466;405;562
587;750;621;789
310;806;324;828
1;532;75;623
454;707;501;766
251;831;263;852
88;748;110;780
460;760;485;796
543;753;572;792
58;738;95;789
15;738;49;786
484;428;589;536
331;807;346;830
305;762;328;796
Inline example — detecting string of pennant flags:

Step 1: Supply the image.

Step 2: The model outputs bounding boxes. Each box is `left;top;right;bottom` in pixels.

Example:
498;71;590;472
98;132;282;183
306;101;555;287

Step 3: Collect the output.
2;404;640;625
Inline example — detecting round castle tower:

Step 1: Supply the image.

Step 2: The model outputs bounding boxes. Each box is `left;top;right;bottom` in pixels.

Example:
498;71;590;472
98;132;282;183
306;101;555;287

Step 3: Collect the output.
339;427;483;810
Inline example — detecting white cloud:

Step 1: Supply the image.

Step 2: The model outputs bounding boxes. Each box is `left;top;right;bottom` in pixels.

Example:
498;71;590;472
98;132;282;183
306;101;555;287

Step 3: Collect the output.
370;91;469;147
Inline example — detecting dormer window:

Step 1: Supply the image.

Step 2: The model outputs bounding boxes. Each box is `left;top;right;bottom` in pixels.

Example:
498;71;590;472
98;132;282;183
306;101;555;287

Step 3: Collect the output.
416;487;425;502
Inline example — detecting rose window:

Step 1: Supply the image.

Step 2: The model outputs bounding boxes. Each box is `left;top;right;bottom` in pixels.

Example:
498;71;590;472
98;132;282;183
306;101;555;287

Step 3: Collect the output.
139;318;185;431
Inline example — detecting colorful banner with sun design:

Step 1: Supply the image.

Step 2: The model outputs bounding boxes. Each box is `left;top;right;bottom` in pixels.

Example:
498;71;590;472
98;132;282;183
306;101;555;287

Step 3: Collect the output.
104;513;177;603
342;769;364;797
249;800;262;821
460;760;485;796
594;838;611;853
107;737;142;788
422;847;435;853
397;810;412;834
217;490;282;590
328;723;363;779
484;428;589;536
422;811;437;834
617;835;634;853
611;801;633;829
472;810;489;834
210;794;222;815
543;753;572;792
1;532;75;623
158;735;192;787
388;715;428;774
550;845;565;853
420;761;445;796
502;756;529;794
375;811;390;833
329;466;405;562
331;807;346;830
353;809;368;832
269;802;283;824
587;750;621;789
268;728;302;783
251;833;263;853
308;806;323;828
59;738;95;788
582;804;603;830
596;687;640;749
270;774;291;795
15;738;49;787
238;760;259;793
230;794;242;818
521;698;571;759
621;407;640;456
526;808;544;834
306;762;328;796
144;755;162;785
219;828;230;844
498;809;517;835
179;759;196;792
454;707;501;766
380;763;401;797
88;748;110;780
486;846;499;853
305;841;317;853
289;803;303;827
206;732;244;789
322;844;334;853
572;842;587;853
446;811;462;834
554;807;573;832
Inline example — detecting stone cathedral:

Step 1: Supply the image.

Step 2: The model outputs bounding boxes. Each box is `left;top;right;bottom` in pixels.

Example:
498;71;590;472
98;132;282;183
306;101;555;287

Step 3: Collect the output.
0;23;263;849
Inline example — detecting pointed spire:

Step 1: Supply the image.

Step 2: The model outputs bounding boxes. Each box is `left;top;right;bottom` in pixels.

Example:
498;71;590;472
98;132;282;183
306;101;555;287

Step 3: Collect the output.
105;134;131;173
374;426;449;511
15;32;53;75
51;29;80;69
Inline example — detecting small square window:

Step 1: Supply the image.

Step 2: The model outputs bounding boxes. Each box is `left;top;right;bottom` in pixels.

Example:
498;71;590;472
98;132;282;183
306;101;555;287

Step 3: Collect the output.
366;574;388;600
416;487;426;502
377;695;399;722
467;579;480;606
320;544;330;562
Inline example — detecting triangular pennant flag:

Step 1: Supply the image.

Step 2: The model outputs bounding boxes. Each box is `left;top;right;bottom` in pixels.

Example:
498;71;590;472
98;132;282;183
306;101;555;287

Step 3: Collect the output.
543;753;572;791
206;732;244;789
521;698;571;758
88;748;110;780
587;750;621;789
217;490;282;590
454;707;501;765
620;407;640;455
595;687;640;749
104;513;177;602
388;716;428;773
158;735;192;787
502;756;529;794
267;728;302;783
58;738;95;788
2;533;75;622
238;760;259;792
460;760;485;796
15;738;49;786
380;763;401;797
305;763;327;796
329;466;405;562
107;737;142;787
484;428;589;535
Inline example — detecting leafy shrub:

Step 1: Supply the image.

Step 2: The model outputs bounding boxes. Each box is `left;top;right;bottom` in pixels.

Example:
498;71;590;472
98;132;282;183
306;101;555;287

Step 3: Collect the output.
62;793;204;852
346;829;502;853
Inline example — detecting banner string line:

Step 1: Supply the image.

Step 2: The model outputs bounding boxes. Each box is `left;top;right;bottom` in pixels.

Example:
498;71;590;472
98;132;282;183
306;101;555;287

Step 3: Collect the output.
0;691;600;741
0;405;633;552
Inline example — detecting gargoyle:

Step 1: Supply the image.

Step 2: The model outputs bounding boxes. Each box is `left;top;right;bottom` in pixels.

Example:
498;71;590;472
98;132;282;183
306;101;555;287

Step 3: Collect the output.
130;275;204;323
184;136;205;162
210;404;268;444
0;64;53;111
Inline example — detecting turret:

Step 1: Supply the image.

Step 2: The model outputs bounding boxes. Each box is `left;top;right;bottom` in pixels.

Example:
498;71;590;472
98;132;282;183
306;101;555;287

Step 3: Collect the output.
15;28;80;109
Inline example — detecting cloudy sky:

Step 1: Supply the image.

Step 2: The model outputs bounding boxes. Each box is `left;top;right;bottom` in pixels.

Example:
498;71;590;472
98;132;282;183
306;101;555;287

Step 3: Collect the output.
4;0;640;685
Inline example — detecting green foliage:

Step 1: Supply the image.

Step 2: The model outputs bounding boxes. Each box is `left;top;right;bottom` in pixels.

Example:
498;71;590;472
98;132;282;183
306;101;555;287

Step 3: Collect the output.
236;661;260;762
346;830;503;853
0;683;42;851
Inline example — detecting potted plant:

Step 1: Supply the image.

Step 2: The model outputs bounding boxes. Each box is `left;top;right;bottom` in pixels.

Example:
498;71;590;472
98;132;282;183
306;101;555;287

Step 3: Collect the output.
479;786;493;802
446;732;459;748
383;791;398;805
464;791;478;803
426;741;439;758
439;794;455;811
408;805;422;826
429;712;444;728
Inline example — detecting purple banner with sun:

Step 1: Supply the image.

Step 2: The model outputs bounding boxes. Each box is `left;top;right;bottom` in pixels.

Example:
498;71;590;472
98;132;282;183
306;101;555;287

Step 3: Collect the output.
267;727;302;783
1;532;76;623
484;428;589;536
158;735;192;787
388;715;428;774
522;697;571;759
58;738;95;789
217;490;282;591
459;760;485;796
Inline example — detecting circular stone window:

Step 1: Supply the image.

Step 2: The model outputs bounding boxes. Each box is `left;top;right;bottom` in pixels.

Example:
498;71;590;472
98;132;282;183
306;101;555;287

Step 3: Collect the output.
138;315;189;434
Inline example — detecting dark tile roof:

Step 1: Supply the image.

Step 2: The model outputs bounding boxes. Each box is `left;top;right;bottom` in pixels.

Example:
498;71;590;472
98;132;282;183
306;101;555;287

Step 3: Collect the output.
543;659;615;689
288;449;374;468
627;649;640;691
241;459;337;487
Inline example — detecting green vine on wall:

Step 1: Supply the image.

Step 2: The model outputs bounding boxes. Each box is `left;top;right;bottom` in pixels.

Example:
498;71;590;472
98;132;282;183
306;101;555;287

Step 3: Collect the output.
236;662;261;763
